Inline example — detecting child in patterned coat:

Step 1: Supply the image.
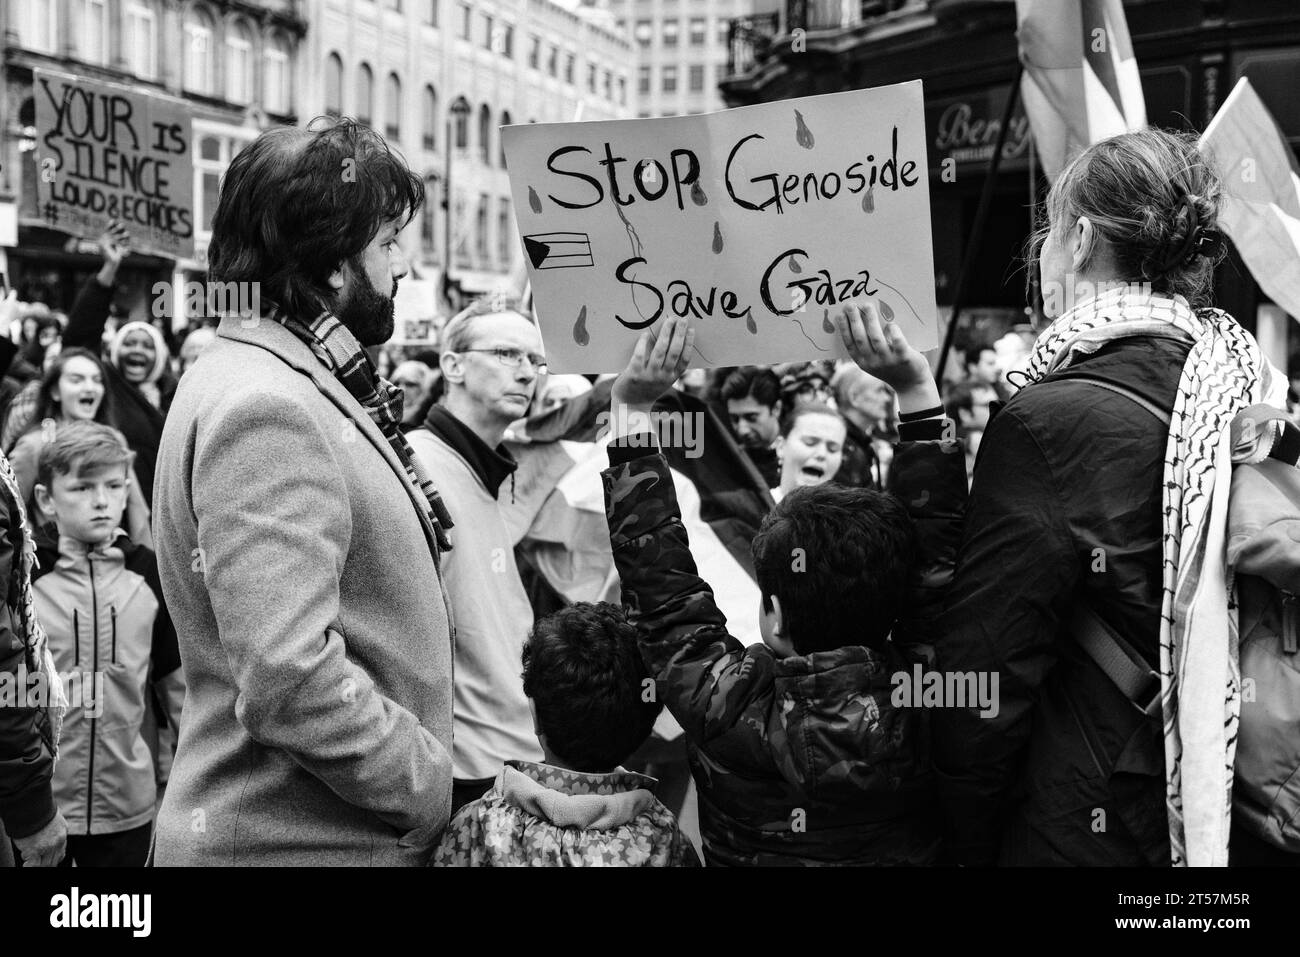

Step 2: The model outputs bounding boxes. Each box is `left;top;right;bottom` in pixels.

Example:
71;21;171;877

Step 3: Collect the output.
432;601;700;867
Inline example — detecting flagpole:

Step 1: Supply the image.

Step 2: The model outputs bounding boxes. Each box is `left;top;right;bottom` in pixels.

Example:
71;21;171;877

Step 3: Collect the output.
936;62;1026;382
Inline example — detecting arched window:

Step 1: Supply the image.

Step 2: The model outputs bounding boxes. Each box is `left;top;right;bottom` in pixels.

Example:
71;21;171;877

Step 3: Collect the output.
498;110;511;167
422;85;438;151
325;53;343;116
478;104;491;166
125;0;157;78
385;73;402;140
265;32;291;114
452;97;470;150
357;63;374;126
74;0;109;64
184;7;216;95
226;20;255;104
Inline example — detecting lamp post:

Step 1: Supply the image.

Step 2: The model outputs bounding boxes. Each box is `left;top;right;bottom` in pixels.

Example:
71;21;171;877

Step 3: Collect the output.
444;97;472;313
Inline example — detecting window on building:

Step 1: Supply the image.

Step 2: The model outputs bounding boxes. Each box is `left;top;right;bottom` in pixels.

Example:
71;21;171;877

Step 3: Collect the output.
357;63;374;125
663;20;678;48
565;53;575;84
717;19;729;45
425;0;438;27
528;35;540;69
26;0;58;53
501;24;514;57
603;70;612;100
587;63;597;93
633;19;651;46
184;7;216;95
637;111;651;119
478;104;492;166
226;20;255;104
689;17;706;45
423;85;437;150
617;76;627;106
476;193;490;260
547;45;558;77
458;2;471;40
422;203;436;255
481;13;493;49
662;65;677;93
265;33;291;113
689;64;704;92
453;98;469;148
325;52;343;116
499;110;511;166
497;198;512;267
74;0;109;64
386;73;402;140
125;1;157;78
638;64;650;94
194;130;257;239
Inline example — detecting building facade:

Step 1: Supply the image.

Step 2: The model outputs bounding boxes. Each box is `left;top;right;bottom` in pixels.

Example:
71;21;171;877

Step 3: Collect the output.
605;0;764;118
301;0;635;327
1;0;306;321
719;0;1300;371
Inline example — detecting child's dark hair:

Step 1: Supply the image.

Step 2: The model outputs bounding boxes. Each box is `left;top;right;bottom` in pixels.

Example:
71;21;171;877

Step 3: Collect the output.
36;421;134;490
521;601;662;773
752;483;915;654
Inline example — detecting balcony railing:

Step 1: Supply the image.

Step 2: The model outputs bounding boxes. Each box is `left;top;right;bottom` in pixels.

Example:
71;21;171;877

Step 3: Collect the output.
726;13;781;77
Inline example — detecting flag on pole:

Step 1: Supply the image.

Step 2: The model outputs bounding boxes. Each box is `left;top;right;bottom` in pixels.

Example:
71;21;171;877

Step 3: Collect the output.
1016;0;1147;181
1201;77;1300;321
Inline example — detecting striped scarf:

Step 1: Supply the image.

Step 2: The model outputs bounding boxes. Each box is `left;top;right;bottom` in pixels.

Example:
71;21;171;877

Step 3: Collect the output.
0;449;66;756
277;310;454;553
1018;285;1280;866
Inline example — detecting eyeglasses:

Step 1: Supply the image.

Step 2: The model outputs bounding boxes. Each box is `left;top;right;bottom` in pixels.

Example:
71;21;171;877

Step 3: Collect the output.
460;348;548;374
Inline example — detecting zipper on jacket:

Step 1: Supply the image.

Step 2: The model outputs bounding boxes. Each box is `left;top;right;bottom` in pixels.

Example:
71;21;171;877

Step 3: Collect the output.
85;549;99;835
1284;593;1298;655
72;609;79;667
110;605;117;664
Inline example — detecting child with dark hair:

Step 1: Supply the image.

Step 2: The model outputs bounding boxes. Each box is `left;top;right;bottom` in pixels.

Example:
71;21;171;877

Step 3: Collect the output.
432;601;700;867
602;308;967;866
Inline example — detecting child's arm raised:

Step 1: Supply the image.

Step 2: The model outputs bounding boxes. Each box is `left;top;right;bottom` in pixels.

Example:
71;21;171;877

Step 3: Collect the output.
602;316;777;744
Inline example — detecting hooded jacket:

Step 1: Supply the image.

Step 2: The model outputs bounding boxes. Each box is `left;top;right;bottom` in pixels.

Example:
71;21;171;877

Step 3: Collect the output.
601;431;966;866
432;760;700;866
31;531;180;835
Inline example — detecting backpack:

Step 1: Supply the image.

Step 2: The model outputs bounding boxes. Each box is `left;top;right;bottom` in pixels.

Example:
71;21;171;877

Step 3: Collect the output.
1068;378;1300;854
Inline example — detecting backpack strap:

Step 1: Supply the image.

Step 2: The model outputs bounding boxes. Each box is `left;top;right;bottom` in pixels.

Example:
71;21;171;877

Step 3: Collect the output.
1063;375;1168;718
1070;604;1163;718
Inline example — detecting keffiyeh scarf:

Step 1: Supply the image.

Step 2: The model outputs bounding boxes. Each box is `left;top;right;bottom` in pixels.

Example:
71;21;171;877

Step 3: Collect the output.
0;449;66;756
1017;285;1283;867
277;310;455;553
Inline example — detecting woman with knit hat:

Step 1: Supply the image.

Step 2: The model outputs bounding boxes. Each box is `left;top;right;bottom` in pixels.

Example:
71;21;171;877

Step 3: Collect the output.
58;223;174;506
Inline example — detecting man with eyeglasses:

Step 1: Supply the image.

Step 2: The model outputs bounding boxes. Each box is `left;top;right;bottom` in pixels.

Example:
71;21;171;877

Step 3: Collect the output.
408;297;548;812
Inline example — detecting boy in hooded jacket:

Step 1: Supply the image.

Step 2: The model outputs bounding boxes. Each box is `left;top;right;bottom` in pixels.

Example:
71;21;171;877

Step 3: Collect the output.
602;309;966;866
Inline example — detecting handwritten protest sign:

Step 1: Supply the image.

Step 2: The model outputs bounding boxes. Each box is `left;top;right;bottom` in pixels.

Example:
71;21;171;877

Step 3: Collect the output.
35;69;195;260
503;80;936;373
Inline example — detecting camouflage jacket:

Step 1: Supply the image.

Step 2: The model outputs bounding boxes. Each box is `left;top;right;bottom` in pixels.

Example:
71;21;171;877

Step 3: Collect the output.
602;433;967;866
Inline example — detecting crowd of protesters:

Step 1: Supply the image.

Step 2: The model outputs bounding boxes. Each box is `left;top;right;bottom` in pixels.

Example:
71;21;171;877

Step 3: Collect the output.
2;117;1297;868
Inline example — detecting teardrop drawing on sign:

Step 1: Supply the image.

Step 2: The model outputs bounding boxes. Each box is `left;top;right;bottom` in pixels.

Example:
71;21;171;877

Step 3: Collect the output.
861;185;875;213
745;313;758;335
528;186;543;214
879;300;895;321
573;305;589;345
690;180;708;206
822;308;834;334
712;221;724;254
794;109;815;149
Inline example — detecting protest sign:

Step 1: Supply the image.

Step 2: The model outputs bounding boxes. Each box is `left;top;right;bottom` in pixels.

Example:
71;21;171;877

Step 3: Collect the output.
35;69;195;260
503;80;936;373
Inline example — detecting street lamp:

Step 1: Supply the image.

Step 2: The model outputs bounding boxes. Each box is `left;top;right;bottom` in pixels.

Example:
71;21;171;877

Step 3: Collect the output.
444;96;472;312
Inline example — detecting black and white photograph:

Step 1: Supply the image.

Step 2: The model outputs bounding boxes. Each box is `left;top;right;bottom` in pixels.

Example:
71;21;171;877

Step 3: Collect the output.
0;0;1296;937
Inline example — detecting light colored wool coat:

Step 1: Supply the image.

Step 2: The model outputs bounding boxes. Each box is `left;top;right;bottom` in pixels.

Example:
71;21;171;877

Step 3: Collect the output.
151;314;455;866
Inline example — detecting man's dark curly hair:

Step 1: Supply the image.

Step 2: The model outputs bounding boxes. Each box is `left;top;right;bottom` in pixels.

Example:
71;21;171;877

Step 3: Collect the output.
521;601;662;773
752;483;915;654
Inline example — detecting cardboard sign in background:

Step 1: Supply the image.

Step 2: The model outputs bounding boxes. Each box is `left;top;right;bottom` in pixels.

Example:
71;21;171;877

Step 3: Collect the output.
35;69;195;260
504;80;936;374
